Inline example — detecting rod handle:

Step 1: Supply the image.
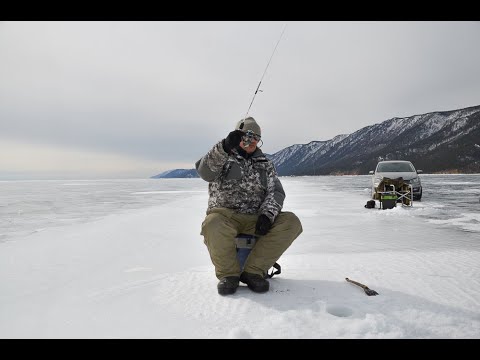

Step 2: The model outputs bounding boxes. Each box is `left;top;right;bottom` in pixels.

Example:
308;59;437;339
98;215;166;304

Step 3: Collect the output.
345;277;368;289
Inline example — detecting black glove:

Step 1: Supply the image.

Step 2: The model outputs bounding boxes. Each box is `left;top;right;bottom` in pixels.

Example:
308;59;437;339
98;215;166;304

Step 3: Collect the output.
222;130;244;153
255;214;272;236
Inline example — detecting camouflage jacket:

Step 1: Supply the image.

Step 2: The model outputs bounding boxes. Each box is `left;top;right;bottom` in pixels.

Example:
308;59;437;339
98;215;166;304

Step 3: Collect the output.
195;141;285;223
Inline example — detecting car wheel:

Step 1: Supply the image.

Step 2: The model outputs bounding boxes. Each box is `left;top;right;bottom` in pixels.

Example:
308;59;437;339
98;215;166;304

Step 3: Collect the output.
414;191;422;201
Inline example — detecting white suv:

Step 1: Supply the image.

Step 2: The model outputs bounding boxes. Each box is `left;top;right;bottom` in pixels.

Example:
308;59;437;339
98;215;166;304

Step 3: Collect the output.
369;160;423;200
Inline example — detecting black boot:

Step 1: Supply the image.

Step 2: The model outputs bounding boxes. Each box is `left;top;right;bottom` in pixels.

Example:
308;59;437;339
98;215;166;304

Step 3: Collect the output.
217;276;240;295
240;272;269;293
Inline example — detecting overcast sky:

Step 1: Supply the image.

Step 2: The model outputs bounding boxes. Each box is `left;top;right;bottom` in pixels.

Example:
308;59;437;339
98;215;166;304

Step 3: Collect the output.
1;21;479;179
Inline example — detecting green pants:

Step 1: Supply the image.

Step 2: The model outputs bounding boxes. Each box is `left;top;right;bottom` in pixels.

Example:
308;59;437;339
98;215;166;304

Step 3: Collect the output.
201;208;303;279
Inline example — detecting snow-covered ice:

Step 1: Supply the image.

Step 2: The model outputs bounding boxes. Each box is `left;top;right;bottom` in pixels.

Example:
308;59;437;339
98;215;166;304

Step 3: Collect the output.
1;176;479;338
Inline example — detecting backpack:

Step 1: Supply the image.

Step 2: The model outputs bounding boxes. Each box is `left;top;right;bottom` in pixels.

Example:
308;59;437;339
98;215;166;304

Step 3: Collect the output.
364;200;376;209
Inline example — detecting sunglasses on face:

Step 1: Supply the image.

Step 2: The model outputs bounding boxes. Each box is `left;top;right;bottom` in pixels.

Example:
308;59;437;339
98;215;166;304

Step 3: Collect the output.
243;130;261;142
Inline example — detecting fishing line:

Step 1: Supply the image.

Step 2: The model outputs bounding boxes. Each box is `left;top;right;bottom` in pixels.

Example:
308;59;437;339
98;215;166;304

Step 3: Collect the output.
243;23;288;122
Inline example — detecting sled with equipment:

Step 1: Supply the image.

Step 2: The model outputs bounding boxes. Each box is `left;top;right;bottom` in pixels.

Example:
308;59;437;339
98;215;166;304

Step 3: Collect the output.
373;177;413;209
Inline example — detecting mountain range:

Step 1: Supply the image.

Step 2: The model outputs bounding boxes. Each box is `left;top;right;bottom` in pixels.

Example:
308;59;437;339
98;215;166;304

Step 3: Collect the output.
151;169;199;179
151;104;480;178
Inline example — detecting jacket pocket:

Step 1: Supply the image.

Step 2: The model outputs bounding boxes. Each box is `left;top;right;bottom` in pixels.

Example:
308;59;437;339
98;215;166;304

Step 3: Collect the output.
252;161;268;188
224;161;242;180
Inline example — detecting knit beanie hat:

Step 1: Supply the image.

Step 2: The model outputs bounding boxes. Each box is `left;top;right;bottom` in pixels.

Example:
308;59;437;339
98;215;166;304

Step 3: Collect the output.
235;117;261;136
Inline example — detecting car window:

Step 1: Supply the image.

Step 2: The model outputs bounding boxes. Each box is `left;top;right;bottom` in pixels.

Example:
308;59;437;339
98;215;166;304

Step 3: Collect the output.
377;162;415;172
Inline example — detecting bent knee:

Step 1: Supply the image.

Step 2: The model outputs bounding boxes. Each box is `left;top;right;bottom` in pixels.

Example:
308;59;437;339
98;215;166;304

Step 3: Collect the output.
202;213;232;235
277;212;303;233
202;213;226;230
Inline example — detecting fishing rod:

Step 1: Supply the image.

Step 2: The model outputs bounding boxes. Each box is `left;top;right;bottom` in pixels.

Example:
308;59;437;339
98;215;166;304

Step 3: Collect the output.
241;24;287;147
